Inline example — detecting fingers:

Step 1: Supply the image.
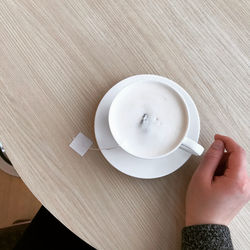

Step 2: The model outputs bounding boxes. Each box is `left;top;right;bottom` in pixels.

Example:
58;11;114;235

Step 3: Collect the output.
214;134;243;153
214;134;247;180
195;140;224;183
214;153;230;177
194;135;248;183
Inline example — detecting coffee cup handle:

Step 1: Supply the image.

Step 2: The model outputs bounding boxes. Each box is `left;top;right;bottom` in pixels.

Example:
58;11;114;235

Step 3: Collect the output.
180;137;204;156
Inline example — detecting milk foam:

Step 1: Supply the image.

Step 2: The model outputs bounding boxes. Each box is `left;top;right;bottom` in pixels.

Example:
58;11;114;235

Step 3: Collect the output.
109;81;188;158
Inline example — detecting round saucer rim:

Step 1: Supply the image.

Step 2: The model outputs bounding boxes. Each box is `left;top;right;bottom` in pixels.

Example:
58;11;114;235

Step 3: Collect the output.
94;74;200;179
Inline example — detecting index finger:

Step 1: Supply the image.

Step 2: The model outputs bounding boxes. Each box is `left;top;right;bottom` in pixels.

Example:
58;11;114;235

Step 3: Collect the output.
214;134;247;179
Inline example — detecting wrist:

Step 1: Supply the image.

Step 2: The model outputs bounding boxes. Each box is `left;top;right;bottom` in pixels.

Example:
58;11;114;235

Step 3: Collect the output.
185;217;228;227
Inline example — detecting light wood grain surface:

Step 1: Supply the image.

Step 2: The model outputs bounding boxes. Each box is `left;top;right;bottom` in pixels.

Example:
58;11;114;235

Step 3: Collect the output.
0;1;249;249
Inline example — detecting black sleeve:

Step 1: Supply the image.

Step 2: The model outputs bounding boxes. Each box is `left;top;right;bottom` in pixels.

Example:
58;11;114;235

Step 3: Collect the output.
181;224;233;250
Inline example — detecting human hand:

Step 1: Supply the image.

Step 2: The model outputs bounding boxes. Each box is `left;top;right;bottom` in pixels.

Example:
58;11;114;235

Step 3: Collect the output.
185;134;250;226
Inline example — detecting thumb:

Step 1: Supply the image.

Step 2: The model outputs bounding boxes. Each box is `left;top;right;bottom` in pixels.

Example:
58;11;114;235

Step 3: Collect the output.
195;140;224;182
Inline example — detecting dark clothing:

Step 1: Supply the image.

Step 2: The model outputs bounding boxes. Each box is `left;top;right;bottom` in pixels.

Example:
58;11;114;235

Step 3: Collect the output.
14;206;95;250
15;207;234;250
182;224;233;250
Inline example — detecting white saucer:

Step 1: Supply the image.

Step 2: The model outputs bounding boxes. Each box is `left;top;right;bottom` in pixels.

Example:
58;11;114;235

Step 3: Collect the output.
94;75;200;179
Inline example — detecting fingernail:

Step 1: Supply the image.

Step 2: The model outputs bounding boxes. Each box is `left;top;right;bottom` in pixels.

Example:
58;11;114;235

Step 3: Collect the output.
212;140;224;150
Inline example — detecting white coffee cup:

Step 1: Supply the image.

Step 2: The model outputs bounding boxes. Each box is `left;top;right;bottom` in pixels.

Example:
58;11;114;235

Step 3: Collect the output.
108;75;204;159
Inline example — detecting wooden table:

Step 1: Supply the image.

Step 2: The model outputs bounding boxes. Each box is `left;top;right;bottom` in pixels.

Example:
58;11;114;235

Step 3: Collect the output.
0;1;249;249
